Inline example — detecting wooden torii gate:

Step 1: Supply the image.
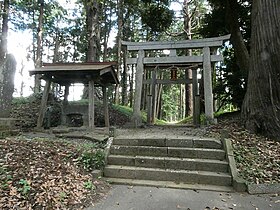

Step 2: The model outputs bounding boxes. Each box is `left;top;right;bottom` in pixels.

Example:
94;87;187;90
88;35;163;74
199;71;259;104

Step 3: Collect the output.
122;34;230;126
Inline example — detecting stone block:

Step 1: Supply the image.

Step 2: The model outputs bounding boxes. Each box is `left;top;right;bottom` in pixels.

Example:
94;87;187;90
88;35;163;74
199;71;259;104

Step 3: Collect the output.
135;156;165;168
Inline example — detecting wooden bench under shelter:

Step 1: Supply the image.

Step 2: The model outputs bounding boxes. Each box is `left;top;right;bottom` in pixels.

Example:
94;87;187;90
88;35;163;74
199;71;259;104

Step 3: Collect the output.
122;34;230;126
29;62;119;130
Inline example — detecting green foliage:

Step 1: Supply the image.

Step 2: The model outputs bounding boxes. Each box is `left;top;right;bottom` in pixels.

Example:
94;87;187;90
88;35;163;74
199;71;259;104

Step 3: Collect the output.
112;104;133;118
12;97;29;105
0;167;12;190
79;149;105;171
18;179;31;197
177;116;193;124
200;0;251;110
214;46;248;110
83;180;96;190
141;3;174;33
155;119;167;125
161;85;180;122
59;191;68;202
12;94;42;105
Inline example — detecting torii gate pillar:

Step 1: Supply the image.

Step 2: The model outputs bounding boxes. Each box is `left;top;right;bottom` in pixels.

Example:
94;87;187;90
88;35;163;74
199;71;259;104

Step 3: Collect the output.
203;47;214;123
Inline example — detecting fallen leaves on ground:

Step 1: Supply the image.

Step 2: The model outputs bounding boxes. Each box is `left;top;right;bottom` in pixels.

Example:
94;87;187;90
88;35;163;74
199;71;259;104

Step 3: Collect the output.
206;112;280;184
0;137;110;209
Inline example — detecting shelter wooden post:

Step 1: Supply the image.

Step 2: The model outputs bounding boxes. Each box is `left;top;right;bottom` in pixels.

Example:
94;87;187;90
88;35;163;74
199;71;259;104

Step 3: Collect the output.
37;78;51;128
203;47;214;123
132;49;144;127
63;84;70;105
151;69;157;124
102;85;109;127
61;84;70;125
89;80;95;130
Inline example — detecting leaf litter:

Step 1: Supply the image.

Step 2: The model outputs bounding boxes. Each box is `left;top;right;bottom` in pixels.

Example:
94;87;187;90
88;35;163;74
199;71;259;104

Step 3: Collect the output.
206;112;280;184
0;137;110;209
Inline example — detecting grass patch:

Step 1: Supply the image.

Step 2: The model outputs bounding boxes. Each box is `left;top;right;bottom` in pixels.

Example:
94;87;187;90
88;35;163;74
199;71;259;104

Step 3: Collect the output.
111;104;133;118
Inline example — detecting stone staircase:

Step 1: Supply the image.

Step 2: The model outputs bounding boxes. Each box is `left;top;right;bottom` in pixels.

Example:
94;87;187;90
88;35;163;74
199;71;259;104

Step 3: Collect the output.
104;136;233;191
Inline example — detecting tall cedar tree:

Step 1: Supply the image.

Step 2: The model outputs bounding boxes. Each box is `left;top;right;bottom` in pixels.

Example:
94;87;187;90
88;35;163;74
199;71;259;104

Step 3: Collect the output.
242;0;280;139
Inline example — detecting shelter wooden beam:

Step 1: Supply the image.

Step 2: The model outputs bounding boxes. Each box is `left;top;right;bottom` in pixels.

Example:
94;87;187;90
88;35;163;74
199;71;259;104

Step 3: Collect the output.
36;78;51;128
102;85;109;127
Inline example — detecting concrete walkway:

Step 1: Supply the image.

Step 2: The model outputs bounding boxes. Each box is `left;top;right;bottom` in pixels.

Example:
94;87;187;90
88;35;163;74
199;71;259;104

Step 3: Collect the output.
87;185;280;210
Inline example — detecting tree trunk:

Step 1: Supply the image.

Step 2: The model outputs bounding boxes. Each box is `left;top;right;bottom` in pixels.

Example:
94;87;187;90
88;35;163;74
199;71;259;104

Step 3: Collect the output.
102;6;113;61
53;31;60;63
0;0;17;118
183;0;193;117
242;0;280;139
82;0;100;99
34;0;44;93
85;0;100;62
0;0;9;60
122;48;128;105
0;54;16;118
115;0;124;104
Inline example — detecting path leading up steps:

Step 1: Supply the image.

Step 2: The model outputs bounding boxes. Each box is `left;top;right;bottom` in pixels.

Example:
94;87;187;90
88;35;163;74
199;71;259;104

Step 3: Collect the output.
104;126;233;192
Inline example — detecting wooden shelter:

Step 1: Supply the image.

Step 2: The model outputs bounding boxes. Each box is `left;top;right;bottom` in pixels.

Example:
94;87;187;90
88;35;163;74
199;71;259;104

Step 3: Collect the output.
29;62;119;130
122;35;230;126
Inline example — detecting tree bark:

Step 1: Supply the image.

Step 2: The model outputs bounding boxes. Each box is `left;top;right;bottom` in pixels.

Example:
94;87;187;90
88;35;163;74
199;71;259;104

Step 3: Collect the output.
0;0;9;60
183;0;193;117
242;0;280;139
82;0;100;99
115;0;123;104
34;0;44;93
0;54;16;118
85;0;100;62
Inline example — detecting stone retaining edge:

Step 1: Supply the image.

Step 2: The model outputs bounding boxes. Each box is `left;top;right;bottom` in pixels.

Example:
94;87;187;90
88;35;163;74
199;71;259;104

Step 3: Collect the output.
247;183;280;194
221;134;280;194
221;137;247;192
104;137;114;167
93;136;113;178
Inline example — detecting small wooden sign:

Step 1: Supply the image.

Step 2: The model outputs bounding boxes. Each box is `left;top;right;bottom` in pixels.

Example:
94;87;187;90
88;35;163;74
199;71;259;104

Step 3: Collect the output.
171;68;177;80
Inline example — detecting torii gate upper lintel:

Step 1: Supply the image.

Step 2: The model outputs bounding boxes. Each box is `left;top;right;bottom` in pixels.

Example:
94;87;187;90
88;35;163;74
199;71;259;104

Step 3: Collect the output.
122;34;231;127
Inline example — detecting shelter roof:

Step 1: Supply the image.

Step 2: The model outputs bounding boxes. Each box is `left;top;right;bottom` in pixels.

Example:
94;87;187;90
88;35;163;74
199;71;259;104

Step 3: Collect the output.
29;62;119;85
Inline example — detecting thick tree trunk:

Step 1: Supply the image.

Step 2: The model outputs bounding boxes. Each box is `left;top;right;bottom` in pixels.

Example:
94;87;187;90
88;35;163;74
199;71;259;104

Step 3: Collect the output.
115;0;123;104
82;0;100;99
122;49;128;105
0;0;9;60
0;0;17;118
34;0;44;93
0;54;16;118
183;0;193;117
242;0;280;139
85;0;99;62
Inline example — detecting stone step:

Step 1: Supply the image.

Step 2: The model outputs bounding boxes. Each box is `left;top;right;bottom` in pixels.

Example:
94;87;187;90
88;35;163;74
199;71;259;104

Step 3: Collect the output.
105;178;234;192
107;155;229;173
110;145;225;160
113;137;222;149
104;165;232;186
